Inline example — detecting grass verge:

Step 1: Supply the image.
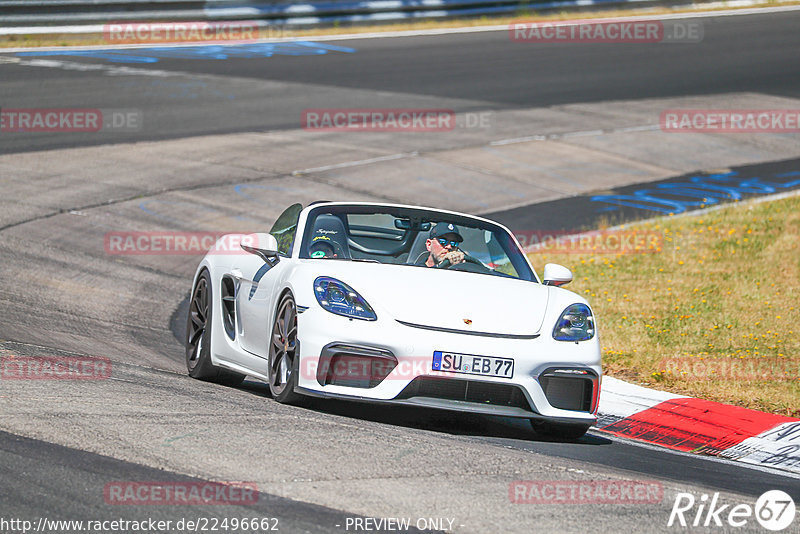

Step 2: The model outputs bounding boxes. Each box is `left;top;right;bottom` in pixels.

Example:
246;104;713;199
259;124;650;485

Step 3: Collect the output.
528;193;800;416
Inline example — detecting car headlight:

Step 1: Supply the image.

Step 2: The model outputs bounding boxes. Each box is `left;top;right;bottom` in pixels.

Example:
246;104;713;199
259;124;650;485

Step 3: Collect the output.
314;277;377;321
552;304;595;341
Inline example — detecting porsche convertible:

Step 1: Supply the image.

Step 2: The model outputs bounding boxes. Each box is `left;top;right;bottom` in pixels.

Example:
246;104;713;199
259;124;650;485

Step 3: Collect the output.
185;202;601;438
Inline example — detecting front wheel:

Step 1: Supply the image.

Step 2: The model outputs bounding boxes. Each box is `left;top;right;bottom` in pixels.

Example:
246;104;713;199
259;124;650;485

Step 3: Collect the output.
185;270;245;387
530;419;591;440
268;292;306;405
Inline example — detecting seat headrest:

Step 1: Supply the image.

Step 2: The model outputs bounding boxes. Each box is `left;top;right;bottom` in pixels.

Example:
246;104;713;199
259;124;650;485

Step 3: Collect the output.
309;214;350;259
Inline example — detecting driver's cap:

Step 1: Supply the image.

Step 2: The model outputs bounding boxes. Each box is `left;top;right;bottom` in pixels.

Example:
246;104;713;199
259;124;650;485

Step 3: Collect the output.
430;223;463;242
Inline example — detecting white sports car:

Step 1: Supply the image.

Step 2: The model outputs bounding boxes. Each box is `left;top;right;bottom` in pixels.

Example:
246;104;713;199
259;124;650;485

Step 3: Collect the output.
186;202;601;438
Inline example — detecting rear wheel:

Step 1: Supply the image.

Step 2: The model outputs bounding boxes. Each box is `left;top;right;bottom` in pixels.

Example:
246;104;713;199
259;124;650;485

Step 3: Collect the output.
530;419;591;440
268;292;306;405
185;270;245;387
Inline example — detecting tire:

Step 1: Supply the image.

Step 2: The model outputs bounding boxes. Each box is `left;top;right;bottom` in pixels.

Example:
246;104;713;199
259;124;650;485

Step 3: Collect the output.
530;419;591;440
268;292;306;405
185;270;245;387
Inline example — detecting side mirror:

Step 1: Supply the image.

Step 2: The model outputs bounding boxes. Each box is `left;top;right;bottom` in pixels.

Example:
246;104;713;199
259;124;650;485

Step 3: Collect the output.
241;233;280;265
542;263;573;287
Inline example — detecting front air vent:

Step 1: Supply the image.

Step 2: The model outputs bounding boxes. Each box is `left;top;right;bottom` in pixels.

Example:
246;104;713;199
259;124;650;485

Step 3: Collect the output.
539;370;597;412
318;343;397;388
221;276;237;340
397;377;531;410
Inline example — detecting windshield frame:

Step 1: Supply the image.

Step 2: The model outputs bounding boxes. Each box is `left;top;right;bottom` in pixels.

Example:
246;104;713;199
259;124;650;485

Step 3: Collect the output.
297;204;537;282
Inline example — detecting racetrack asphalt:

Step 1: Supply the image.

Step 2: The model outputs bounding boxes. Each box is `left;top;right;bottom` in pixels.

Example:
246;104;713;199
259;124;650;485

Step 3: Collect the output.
1;9;800;533
1;10;799;154
0;430;386;533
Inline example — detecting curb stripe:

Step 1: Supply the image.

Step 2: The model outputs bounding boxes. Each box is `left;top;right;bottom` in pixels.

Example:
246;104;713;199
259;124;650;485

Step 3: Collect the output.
720;421;800;471
595;376;685;428
599;397;798;455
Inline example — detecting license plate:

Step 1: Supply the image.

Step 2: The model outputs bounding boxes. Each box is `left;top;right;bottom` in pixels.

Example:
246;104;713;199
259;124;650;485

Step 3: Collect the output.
432;351;514;378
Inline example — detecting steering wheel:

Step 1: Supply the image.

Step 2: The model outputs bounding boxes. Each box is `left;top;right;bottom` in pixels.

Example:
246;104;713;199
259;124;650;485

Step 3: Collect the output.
309;238;350;259
436;253;491;273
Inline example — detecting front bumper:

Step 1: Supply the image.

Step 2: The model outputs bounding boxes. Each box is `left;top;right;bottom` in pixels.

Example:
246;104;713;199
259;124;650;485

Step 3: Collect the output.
295;306;601;425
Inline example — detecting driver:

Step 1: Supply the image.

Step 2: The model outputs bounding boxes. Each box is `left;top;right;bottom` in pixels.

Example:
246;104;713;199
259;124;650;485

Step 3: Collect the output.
416;223;466;267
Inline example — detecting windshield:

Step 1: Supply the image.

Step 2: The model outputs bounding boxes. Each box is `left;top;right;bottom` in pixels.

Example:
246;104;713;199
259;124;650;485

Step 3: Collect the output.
269;203;302;257
299;205;536;282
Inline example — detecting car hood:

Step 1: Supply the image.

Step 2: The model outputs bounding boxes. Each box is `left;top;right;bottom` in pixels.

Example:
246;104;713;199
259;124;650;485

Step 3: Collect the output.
301;261;549;336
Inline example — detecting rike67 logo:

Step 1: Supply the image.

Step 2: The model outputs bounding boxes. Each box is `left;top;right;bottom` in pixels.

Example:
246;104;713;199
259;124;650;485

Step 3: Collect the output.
668;490;795;531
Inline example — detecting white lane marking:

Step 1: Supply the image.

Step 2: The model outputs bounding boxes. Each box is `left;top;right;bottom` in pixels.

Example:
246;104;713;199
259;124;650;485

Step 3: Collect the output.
11;57;178;77
616;124;662;133
291;152;418;175
561;129;605;139
1;4;799;52
490;135;548;146
490;124;661;146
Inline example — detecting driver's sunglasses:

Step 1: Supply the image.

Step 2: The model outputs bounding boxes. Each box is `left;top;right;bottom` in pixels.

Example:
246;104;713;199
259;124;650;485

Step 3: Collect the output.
436;238;460;248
